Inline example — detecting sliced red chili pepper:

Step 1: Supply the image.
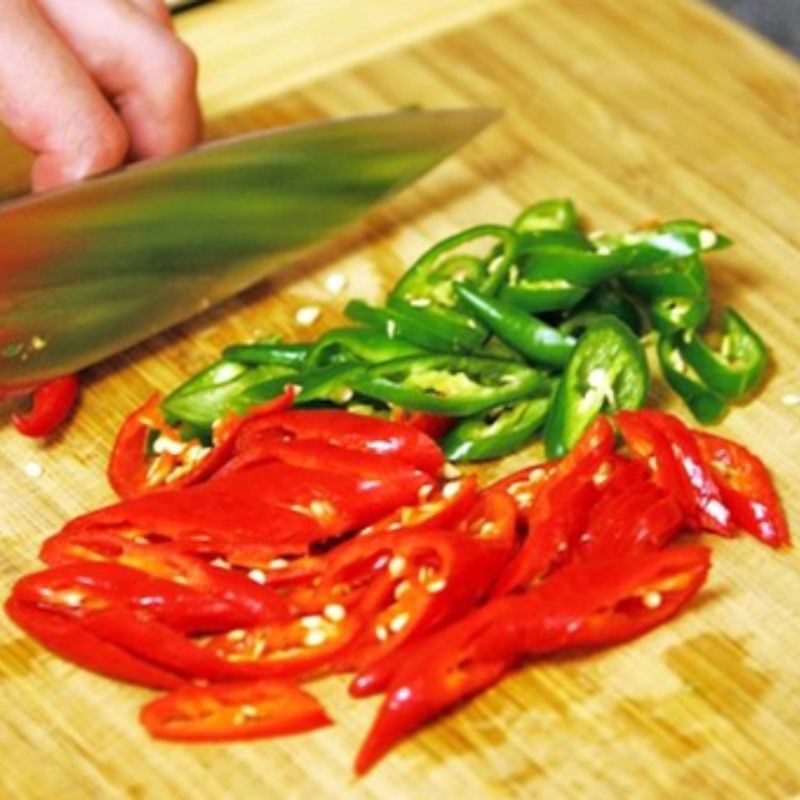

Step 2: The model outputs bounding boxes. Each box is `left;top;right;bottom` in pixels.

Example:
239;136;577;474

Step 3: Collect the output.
575;478;685;560
694;430;790;547
354;546;710;773
59;483;324;551
390;409;455;440
479;545;712;658
201;610;362;679
234;409;444;474
140;680;330;743
215;439;435;491
491;416;615;595
108;389;294;499
618;410;731;535
208;460;429;537
4;596;181;689
11;374;80;438
80;606;268;682
297;528;504;675
365;475;478;536
16;561;289;633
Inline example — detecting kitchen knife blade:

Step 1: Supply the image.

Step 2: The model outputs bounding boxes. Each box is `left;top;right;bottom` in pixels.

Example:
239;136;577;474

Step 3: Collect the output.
0;108;498;387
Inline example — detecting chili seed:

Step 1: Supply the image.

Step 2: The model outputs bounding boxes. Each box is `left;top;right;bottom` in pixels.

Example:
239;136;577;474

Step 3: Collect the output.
389;612;410;633
643;591;663;609
323;604;346;622
388;556;407;577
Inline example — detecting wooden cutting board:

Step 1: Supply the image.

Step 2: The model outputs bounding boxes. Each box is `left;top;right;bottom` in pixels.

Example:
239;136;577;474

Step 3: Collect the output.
1;1;799;798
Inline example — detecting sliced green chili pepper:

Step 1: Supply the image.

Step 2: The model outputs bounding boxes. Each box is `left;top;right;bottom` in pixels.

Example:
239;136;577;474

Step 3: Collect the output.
455;284;576;368
512;198;579;233
344;299;484;353
229;376;294;415
162;360;298;428
306;327;423;368
500;280;588;314
516;242;631;288
657;334;727;424
353;354;549;416
649;295;711;334
222;342;312;367
294;363;367;406
680;307;767;399
593;220;731;269
620;254;708;301
567;284;644;335
441;395;551;462
544;318;649;458
388;224;519;336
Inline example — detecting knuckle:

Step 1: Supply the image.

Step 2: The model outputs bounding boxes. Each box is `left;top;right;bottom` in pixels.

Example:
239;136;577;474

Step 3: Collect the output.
155;39;199;100
84;114;130;173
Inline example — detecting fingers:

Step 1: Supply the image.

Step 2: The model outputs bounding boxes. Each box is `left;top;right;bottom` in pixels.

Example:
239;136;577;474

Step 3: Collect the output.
34;0;202;161
0;1;130;192
128;0;174;29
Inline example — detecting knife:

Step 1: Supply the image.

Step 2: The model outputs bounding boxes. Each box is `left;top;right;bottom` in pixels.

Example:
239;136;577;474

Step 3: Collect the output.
0;108;497;388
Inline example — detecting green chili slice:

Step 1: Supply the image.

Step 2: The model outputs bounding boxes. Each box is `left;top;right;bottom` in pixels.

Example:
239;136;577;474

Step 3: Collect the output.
544;318;649;458
657;334;727;424
649;295;711;334
441;395;552;463
344;299;484;353
163;360;297;428
456;284;576;368
307;327;423;368
222;342;312;367
512;198;579;233
353;354;549;416
680;307;767;399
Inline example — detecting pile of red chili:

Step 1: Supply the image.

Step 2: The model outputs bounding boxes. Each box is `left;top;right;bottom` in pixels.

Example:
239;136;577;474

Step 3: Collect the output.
5;389;789;774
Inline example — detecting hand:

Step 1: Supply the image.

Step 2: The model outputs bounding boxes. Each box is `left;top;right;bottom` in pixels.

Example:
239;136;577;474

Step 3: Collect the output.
0;0;202;192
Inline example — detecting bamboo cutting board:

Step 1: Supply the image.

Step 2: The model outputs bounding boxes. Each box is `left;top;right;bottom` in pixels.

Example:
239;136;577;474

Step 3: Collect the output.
1;1;799;798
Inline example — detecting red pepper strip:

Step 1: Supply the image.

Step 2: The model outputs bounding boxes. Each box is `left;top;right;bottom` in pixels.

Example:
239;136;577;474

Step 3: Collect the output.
14;562;290;634
201;610;363;680
694;430;790;547
348;492;517;694
365;475;478;536
140;680;331;743
491;416;615;596
80;606;273;682
4;596;181;689
354;546;710;773
209;460;429;538
234;409;445;474
390;409;455;440
59;483;324;549
574;479;685;560
215;439;436;489
108;388;294;499
38;531;291;622
619;410;731;535
478;545;712;658
11;374;80;438
329;529;509;674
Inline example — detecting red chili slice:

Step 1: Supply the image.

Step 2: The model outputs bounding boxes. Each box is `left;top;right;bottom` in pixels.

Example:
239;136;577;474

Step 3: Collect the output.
366;475;478;535
234;409;445;474
354;545;710;774
694;430;790;547
13;562;289;634
108;389;294;499
201;610;362;679
11;374;80;438
140;680;331;743
4;595;182;689
618;410;731;535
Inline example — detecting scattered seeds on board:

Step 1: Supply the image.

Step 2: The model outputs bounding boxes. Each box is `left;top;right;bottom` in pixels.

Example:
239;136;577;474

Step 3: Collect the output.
295;306;321;327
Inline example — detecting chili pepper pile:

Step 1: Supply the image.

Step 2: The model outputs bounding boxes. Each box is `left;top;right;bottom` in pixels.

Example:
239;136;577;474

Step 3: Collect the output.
145;198;767;465
5;393;789;773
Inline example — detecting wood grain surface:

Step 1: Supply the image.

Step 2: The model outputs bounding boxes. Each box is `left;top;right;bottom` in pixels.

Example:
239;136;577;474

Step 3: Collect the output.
1;1;799;798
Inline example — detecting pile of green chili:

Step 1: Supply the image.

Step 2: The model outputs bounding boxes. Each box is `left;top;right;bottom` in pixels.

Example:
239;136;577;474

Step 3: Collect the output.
160;199;768;462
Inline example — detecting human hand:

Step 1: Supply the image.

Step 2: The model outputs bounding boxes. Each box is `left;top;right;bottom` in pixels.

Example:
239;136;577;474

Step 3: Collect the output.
0;0;202;192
